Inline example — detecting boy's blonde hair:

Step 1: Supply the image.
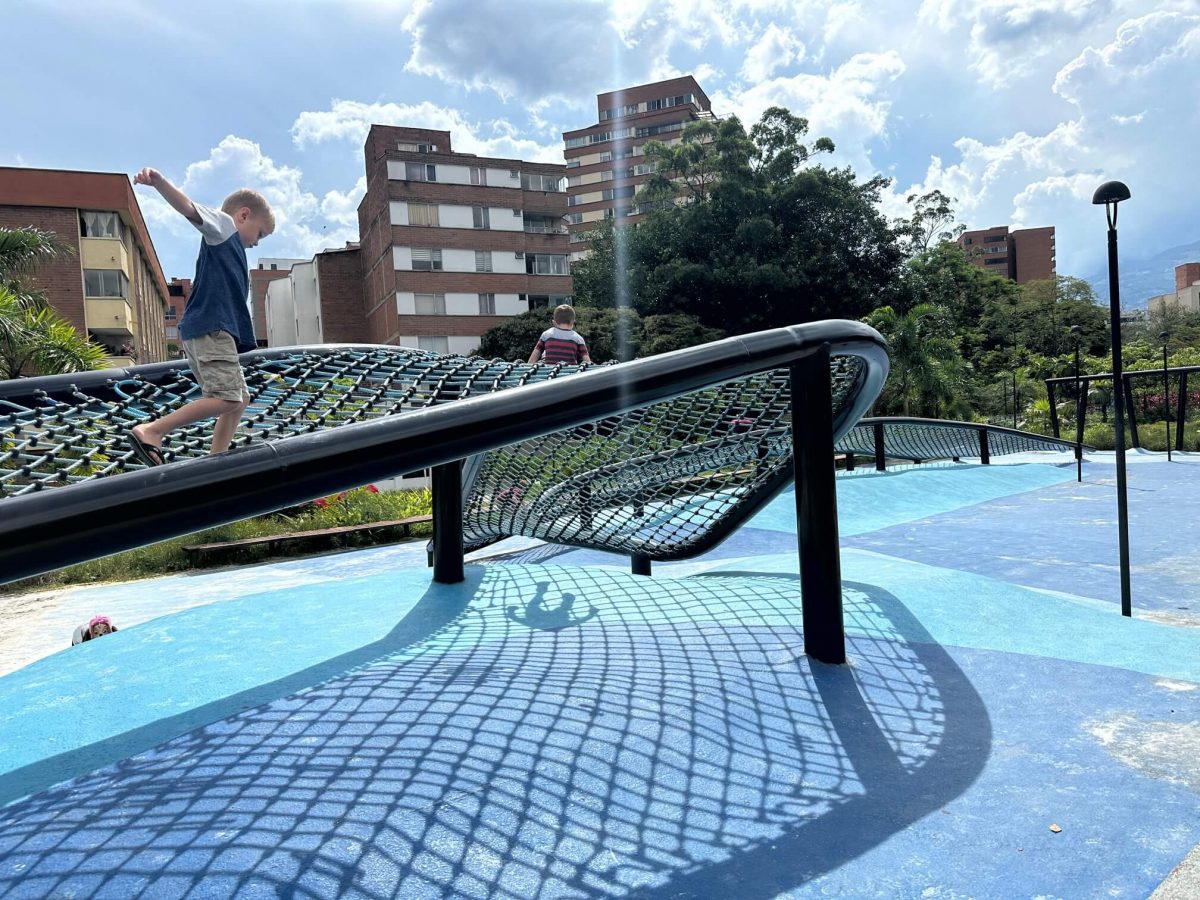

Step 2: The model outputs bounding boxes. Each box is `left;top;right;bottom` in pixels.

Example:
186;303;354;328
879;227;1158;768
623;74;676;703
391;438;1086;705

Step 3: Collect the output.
222;189;275;230
552;304;576;327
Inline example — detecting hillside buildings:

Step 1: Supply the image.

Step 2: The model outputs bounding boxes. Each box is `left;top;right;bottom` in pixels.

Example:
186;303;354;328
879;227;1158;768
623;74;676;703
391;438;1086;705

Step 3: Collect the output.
1147;263;1200;315
958;225;1056;284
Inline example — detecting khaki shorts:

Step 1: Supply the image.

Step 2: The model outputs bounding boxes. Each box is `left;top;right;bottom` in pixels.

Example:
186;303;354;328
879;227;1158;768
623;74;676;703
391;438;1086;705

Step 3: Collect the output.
183;331;248;402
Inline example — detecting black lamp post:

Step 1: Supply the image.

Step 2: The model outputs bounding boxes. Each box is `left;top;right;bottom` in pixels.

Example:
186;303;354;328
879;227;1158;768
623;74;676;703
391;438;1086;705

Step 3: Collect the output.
1093;180;1132;617
1160;330;1172;462
1071;324;1083;482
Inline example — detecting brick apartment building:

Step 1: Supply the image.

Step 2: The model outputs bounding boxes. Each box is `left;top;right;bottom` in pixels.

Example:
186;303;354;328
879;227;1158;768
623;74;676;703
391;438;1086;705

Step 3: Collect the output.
958;225;1056;284
562;76;715;258
1147;262;1200;315
264;245;368;347
164;277;190;357
0;166;170;365
355;125;570;354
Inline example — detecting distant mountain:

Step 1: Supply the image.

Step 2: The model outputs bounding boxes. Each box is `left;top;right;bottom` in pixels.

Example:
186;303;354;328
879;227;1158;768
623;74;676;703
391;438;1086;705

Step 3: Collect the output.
1084;239;1200;308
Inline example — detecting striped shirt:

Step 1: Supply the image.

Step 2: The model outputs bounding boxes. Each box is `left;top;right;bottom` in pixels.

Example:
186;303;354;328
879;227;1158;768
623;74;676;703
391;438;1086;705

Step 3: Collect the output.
535;327;588;364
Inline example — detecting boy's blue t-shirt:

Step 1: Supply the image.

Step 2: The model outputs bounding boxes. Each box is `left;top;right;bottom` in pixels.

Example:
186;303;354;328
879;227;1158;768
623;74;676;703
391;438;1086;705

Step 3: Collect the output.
177;203;257;353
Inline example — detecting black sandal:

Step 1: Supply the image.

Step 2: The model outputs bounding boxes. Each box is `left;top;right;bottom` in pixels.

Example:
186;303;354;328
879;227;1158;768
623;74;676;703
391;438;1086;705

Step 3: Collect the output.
127;433;165;467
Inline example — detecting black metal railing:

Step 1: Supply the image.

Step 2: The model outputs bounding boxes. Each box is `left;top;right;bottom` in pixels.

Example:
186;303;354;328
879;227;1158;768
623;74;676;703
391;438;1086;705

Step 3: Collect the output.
836;417;1085;470
0;321;888;663
1045;365;1200;452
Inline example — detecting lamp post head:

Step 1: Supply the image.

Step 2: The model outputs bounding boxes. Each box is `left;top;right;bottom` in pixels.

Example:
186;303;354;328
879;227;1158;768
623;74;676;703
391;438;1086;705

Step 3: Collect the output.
1093;181;1131;229
1092;181;1131;205
1159;330;1170;344
1070;324;1082;335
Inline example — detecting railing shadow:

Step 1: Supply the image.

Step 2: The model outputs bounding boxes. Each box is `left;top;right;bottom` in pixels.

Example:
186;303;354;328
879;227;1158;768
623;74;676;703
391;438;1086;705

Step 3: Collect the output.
0;567;989;898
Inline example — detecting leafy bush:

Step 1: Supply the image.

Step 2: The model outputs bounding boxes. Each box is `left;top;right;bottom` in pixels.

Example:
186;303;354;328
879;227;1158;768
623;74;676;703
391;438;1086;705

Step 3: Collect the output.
0;486;433;594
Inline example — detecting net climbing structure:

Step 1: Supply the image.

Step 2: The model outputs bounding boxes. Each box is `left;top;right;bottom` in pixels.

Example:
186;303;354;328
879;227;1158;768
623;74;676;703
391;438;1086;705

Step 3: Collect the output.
0;324;888;580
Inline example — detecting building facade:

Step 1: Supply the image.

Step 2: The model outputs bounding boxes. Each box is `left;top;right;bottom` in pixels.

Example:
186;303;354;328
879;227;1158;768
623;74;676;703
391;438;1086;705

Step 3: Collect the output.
164;277;190;357
251;259;306;347
0;167;170;365
562;76;714;258
1147;262;1200;315
263;245;367;348
958;225;1056;284
356;125;570;355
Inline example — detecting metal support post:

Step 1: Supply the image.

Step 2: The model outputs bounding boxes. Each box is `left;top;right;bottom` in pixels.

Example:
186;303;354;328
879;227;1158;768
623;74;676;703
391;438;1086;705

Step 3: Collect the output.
978;426;990;465
432;460;464;584
1177;373;1188;452
873;420;886;471
791;345;846;664
631;555;652;576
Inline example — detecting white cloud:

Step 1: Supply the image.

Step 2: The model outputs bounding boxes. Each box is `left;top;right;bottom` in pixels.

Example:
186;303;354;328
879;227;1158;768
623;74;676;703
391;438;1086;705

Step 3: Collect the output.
887;9;1200;275
291;100;563;163
740;24;806;82
718;51;907;173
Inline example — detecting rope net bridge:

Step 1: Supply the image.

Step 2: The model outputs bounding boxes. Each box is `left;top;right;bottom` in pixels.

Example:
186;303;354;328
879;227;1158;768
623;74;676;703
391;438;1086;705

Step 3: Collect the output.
835;417;1087;467
0;346;867;562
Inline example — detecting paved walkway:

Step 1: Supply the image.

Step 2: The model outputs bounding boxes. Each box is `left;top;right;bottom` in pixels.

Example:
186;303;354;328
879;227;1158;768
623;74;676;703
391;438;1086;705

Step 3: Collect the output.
0;453;1197;897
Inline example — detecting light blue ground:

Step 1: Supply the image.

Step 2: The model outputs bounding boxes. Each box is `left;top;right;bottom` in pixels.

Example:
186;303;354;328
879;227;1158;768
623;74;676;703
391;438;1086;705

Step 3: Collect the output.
0;459;1198;898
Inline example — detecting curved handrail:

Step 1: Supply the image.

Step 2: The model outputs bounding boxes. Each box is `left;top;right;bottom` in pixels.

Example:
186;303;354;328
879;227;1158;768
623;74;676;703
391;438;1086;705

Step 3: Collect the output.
0;321;888;584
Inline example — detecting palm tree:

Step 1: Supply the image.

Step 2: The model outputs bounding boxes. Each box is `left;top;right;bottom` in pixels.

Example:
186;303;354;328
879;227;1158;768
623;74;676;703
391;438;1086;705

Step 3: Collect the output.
866;303;969;417
0;227;108;378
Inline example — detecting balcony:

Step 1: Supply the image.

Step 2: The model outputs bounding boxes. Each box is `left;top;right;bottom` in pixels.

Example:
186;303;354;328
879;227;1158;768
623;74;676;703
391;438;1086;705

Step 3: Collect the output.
81;238;130;273
86;297;134;337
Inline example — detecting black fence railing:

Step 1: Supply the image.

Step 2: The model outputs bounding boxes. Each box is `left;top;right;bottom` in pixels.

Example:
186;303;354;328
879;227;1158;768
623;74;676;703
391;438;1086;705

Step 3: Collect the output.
0;321;888;663
835;417;1085;470
1045;365;1200;451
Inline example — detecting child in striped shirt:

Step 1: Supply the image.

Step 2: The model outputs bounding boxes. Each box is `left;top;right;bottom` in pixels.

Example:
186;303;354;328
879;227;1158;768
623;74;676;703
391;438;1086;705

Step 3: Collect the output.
528;304;591;365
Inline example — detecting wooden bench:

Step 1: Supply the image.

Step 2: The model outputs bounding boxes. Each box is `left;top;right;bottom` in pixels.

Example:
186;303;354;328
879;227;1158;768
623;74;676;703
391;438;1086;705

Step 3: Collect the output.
182;515;433;565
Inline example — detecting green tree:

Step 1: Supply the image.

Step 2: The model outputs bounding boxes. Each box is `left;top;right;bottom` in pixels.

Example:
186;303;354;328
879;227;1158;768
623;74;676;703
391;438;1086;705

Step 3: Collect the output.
865;303;969;417
0;227;108;378
575;108;905;336
897;189;966;255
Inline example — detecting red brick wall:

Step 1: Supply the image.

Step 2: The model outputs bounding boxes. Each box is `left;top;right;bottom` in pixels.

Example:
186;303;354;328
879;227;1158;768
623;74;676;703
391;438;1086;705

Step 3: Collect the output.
0;205;85;332
316;249;369;343
1176;263;1200;292
1011;227;1055;285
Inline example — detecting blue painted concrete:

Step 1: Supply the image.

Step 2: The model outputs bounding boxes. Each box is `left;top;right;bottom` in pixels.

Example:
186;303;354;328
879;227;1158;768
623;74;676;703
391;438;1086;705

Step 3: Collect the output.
0;459;1198;898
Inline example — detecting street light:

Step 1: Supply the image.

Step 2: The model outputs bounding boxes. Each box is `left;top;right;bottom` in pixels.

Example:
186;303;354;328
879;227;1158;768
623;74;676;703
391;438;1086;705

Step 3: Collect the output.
1071;324;1083;482
1160;330;1172;462
1092;179;1132;617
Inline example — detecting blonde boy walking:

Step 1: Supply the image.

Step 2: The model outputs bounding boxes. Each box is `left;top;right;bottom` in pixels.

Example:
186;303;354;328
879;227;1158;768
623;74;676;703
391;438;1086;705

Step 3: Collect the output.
129;168;274;464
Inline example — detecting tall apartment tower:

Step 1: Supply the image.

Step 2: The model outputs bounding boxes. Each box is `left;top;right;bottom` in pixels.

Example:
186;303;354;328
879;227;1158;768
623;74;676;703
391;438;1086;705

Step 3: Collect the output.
562;76;714;257
356;125;571;354
958;225;1056;284
0;166;170;365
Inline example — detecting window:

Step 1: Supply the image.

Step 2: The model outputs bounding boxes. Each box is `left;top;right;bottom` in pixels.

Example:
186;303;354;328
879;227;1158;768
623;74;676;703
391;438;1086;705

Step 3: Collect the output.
164;306;177;321
984;257;1007;266
408;203;440;226
478;293;496;315
414;293;446;315
520;172;564;192
565;159;581;169
405;162;437;182
79;211;123;239
565;212;583;225
984;234;1006;243
513;209;521;217
84;269;128;298
270;263;278;270
417;335;449;354
475;250;493;273
470;167;487;186
411;248;443;271
472;206;490;229
526;254;569;275
398;142;437;152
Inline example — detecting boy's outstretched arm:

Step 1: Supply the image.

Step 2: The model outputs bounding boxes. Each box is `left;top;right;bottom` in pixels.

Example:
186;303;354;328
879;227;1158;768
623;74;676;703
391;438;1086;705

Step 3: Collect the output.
134;167;201;225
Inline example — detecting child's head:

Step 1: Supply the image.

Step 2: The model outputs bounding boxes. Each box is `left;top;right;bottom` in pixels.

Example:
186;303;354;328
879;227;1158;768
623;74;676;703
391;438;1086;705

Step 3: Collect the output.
552;304;577;329
89;615;113;637
222;189;275;249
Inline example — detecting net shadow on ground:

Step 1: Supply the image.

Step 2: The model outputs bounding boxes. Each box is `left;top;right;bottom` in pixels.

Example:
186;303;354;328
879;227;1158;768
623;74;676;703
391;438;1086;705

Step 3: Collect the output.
0;568;990;899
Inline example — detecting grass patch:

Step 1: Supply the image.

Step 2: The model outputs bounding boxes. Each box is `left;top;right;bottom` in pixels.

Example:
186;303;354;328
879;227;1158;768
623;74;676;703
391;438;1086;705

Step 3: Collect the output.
1;487;432;595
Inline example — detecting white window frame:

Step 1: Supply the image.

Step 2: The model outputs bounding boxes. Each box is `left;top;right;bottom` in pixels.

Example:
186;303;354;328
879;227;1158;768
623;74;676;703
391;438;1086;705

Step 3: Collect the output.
478;293;496;315
417;335;449;354
407;203;440;226
411;248;443;271
405;162;437;182
472;206;490;229
475;250;493;273
414;293;446;315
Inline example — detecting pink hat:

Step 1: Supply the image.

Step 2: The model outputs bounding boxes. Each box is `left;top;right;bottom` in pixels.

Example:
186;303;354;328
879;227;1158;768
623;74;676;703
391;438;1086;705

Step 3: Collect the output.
89;615;112;629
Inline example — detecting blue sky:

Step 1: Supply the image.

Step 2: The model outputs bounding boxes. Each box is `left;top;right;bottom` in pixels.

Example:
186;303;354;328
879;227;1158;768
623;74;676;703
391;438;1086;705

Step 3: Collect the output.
4;0;1197;295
